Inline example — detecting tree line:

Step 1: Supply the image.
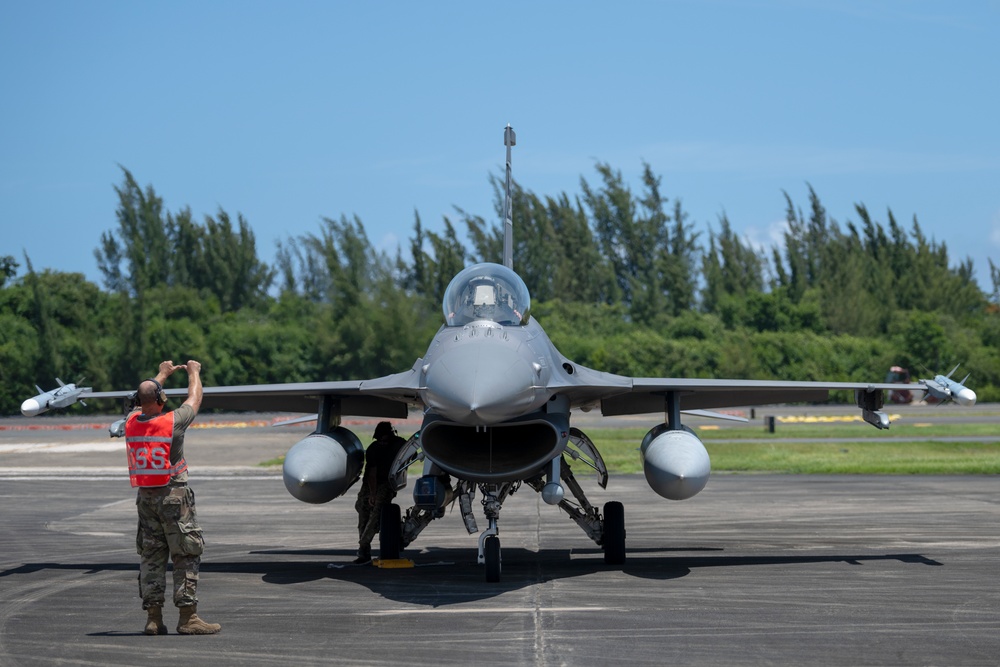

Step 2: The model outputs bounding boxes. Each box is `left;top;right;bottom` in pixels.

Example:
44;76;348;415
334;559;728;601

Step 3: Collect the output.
2;165;998;416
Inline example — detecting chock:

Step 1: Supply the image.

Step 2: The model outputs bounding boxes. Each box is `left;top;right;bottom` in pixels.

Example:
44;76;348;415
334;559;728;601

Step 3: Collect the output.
373;558;415;569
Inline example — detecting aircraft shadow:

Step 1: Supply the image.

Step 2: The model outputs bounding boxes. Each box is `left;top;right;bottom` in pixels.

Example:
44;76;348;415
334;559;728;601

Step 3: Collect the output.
2;548;943;608
280;547;943;606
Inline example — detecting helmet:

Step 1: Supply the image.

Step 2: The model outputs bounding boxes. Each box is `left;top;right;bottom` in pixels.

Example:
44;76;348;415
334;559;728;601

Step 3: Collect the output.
373;421;394;439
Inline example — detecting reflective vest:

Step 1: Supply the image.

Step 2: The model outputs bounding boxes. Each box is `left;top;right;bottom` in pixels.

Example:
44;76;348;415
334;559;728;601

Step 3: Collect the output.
125;412;188;487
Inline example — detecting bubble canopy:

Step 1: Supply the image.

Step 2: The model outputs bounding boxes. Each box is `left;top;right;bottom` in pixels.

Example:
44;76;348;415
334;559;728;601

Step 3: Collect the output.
443;263;531;327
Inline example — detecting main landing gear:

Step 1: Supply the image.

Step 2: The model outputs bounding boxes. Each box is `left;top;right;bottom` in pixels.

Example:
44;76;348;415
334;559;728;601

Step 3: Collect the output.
601;500;626;565
475;453;626;582
379;502;403;560
379;456;625;582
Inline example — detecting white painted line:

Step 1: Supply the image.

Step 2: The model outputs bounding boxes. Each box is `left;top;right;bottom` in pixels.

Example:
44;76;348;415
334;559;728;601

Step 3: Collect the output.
0;467;282;481
0;442;123;453
364;606;626;615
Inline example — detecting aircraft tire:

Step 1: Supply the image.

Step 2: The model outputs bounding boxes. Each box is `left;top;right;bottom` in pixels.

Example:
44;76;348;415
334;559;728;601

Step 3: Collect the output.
485;535;501;582
602;501;626;565
379;502;402;560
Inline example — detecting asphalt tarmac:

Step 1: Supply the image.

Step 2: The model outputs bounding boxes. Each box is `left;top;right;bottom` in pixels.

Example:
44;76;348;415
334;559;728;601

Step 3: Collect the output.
1;410;998;666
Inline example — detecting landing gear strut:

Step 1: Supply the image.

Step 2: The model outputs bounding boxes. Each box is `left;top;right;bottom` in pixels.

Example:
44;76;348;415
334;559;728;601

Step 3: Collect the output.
526;456;627;566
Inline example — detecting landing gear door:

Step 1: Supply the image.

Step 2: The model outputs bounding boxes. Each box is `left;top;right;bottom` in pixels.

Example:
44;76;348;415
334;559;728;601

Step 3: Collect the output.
389;432;423;491
567;427;609;489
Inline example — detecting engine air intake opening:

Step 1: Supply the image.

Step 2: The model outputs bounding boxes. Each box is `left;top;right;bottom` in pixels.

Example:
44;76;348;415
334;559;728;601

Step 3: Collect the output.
421;422;560;482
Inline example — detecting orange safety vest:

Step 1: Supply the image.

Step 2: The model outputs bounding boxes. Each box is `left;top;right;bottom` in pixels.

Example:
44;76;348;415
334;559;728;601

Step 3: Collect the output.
125;412;188;487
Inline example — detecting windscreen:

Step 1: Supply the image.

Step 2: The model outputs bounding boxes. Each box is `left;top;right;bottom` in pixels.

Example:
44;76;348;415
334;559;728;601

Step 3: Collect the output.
442;263;531;326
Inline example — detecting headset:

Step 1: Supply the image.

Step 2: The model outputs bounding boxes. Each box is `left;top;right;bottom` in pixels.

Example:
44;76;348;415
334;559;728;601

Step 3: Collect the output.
144;378;167;405
373;421;396;439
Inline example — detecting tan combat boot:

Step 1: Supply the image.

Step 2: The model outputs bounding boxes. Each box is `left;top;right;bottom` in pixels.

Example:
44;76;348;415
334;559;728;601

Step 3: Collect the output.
144;606;167;635
176;604;221;635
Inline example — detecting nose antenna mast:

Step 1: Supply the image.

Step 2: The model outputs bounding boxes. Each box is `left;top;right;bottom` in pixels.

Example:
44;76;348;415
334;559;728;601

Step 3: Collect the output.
503;124;516;269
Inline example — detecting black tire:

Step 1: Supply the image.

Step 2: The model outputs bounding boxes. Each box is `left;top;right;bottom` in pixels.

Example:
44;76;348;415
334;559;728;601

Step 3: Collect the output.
484;535;501;582
603;501;626;565
379;502;402;560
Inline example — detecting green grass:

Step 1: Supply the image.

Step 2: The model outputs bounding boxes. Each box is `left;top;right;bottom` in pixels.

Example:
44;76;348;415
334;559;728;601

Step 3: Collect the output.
702;422;1000;440
258;423;1000;475
704;441;1000;474
583;424;1000;474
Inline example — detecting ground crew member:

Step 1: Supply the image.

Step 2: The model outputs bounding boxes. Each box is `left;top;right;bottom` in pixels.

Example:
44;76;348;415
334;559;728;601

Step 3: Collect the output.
126;359;221;635
354;421;406;563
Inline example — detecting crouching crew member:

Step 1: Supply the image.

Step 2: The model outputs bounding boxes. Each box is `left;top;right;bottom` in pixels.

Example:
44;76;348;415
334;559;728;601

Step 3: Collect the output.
354;421;407;563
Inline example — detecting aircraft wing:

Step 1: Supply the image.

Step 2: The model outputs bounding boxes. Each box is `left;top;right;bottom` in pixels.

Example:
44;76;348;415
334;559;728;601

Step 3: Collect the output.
543;354;906;416
83;365;424;417
600;377;907;416
84;364;907;419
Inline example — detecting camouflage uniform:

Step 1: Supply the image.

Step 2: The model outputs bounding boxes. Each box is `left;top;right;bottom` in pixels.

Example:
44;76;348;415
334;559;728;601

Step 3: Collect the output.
136;485;204;609
355;483;397;556
354;425;406;559
131;403;202;610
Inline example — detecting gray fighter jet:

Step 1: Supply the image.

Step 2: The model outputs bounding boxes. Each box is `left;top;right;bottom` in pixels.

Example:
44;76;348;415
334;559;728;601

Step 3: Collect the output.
72;126;972;581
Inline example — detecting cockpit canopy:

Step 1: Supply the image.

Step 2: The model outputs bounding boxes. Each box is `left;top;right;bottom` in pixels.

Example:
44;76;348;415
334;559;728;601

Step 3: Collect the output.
443;263;531;326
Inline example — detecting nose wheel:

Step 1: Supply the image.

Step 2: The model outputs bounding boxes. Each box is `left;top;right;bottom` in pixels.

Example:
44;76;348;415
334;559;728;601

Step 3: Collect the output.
477;523;502;582
476;483;510;582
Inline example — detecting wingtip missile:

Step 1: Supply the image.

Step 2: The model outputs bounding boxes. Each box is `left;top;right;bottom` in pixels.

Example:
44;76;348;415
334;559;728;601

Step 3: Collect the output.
948;380;977;407
921;366;977;407
20;396;45;417
20;380;91;416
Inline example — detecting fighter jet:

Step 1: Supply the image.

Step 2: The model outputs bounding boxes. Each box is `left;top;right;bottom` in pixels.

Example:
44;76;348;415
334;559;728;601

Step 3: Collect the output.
46;126;973;581
20;378;91;417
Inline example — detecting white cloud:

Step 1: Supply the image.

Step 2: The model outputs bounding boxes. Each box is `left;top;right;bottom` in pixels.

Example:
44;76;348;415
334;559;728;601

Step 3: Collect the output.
742;217;789;253
378;231;401;253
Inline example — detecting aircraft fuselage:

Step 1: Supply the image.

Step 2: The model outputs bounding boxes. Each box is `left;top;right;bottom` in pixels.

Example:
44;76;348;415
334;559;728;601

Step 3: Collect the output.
420;318;552;425
417;318;569;483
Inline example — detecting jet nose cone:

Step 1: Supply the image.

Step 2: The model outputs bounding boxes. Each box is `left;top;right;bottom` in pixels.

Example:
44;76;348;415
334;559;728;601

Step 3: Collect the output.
423;339;539;424
21;398;41;417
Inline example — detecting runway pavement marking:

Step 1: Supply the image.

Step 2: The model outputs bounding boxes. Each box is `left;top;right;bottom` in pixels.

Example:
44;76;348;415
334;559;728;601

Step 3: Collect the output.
0;467;281;481
366;607;630;618
0;417;425;431
0;442;123;453
777;414;902;423
0;476;281;481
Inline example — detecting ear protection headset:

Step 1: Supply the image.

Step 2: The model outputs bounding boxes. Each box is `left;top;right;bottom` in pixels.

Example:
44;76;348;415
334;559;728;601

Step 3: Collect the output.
144;378;167;405
373;421;396;440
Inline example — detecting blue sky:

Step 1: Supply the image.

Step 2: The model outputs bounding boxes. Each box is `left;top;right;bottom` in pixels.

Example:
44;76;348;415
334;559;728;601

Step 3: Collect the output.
2;1;998;292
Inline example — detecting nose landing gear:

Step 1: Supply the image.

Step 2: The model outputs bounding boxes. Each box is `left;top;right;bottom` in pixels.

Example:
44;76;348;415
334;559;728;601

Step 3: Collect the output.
476;483;516;582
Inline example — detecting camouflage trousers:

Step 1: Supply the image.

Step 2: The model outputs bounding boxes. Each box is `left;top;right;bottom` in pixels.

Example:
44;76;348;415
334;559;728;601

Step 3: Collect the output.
135;485;205;610
355;484;396;555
